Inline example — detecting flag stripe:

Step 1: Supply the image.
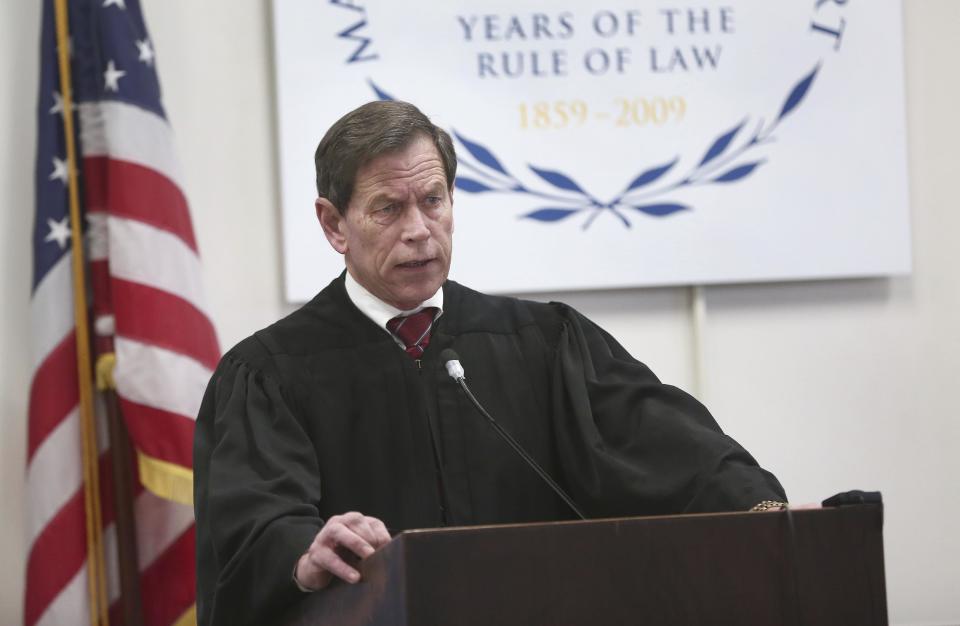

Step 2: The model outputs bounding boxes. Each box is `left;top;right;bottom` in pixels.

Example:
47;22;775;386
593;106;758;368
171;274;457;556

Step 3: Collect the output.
27;333;78;461
26;407;82;549
27;467;193;626
33;559;88;626
24;485;88;626
134;493;196;567
113;279;220;371
87;218;109;263
103;493;195;602
84;156;197;252
108;215;211;317
119;398;198;469
89;260;113;323
139;528;196;626
104;494;192;608
30;254;74;372
32;515;196;626
26;450;117;624
28;402;112;552
24;488;86;626
114;337;211;422
78;101;184;190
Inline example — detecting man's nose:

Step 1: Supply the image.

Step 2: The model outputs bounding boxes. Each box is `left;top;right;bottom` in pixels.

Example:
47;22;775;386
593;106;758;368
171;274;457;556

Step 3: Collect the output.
400;205;431;242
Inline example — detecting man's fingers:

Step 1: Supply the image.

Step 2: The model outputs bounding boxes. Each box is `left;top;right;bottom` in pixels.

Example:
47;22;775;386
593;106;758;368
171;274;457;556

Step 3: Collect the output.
297;514;391;590
335;511;365;525
327;523;375;559
367;517;392;547
310;547;360;584
356;516;384;546
343;515;390;550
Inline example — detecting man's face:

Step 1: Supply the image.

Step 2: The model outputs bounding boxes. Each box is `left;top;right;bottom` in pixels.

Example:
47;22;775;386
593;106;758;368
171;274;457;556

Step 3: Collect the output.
317;135;454;310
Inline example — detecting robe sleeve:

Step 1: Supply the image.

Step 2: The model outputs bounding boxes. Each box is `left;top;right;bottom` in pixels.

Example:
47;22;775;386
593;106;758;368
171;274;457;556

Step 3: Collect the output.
548;306;786;517
194;352;324;626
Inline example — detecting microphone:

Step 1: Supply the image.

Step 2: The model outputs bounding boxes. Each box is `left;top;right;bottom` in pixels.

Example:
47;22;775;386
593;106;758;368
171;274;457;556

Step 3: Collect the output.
440;349;586;520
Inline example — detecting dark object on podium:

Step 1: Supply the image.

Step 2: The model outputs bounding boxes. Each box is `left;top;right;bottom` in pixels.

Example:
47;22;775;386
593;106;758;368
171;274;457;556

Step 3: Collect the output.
822;489;883;507
280;505;886;626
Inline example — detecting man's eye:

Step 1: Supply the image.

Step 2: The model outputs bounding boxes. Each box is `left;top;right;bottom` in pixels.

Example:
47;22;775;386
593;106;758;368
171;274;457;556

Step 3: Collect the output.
425;196;442;206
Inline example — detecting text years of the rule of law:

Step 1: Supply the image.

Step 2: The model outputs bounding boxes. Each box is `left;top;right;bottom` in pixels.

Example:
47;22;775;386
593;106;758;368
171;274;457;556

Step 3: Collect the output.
478;46;722;78
456;8;736;41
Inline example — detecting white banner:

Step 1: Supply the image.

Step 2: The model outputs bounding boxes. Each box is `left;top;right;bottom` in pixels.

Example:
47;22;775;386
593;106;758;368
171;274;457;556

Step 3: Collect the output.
272;1;910;302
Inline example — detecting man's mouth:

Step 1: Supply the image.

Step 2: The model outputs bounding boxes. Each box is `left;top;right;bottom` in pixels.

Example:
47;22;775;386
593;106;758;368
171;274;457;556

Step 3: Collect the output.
397;259;432;269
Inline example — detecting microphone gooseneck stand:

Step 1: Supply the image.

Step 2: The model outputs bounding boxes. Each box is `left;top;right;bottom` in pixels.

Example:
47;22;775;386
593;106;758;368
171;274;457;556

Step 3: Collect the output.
440;348;586;521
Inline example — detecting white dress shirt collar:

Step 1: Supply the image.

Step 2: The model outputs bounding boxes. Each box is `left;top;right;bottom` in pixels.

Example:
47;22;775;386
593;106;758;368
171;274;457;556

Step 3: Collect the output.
344;270;444;335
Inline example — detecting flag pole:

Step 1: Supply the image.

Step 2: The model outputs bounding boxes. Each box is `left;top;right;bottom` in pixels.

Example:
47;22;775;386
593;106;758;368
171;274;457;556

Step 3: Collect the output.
97;354;146;626
51;1;110;624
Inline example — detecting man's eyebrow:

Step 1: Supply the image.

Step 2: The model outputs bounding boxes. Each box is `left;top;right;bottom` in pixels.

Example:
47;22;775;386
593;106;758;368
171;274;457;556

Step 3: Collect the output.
365;192;399;208
421;179;448;194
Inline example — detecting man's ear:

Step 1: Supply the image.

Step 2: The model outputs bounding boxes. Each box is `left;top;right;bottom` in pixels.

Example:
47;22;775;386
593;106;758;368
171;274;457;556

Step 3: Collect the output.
316;198;347;254
449;185;455;234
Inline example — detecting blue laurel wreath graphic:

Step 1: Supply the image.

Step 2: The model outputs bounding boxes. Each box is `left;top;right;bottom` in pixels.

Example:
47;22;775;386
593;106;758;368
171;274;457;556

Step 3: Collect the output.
370;64;819;229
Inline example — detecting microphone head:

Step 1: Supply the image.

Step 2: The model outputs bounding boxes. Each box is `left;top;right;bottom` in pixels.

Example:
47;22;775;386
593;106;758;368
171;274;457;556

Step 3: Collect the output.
440;349;465;380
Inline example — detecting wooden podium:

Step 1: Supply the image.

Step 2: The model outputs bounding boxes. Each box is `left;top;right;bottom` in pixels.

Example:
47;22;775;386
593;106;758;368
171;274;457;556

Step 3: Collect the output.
280;505;886;626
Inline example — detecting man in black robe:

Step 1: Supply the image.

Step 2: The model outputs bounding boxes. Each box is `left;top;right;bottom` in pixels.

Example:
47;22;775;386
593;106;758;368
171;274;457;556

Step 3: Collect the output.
194;101;787;626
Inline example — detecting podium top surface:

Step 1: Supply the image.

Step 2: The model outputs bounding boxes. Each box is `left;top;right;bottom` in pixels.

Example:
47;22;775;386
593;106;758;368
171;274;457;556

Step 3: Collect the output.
282;506;886;626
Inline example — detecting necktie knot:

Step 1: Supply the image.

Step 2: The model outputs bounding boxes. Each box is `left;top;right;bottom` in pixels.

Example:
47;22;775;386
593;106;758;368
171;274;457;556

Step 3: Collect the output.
387;307;439;359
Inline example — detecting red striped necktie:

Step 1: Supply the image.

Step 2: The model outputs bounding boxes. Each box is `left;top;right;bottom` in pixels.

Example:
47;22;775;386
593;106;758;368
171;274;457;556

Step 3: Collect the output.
387;307;439;359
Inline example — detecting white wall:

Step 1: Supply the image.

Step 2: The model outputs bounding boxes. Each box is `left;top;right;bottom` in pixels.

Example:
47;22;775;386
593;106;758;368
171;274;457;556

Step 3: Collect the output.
2;1;957;624
0;0;41;621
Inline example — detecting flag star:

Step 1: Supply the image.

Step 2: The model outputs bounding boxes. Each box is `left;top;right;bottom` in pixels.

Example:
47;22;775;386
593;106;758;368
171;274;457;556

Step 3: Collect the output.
49;157;69;184
45;217;72;249
49;91;77;117
103;59;126;92
102;0;126;8
49;91;64;115
136;39;155;66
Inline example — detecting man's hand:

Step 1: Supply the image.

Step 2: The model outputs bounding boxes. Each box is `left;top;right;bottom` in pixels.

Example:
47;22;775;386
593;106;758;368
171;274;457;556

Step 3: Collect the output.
294;512;392;591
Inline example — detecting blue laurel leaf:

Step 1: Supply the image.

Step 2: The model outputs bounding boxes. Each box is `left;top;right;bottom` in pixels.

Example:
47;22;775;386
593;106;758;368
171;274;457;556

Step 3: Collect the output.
713;161;765;183
528;166;587;195
699;120;746;167
631;203;688;217
368;80;396;101
454;176;494;193
522;208;581;222
625;158;679;191
454;132;511;177
778;64;820;121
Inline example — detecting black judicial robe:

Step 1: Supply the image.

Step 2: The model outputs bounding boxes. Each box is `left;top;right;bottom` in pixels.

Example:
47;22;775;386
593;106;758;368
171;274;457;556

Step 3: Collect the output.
194;274;786;626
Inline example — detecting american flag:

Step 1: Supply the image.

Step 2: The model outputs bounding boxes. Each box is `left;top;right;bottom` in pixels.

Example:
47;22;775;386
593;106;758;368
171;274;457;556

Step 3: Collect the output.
27;0;218;624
